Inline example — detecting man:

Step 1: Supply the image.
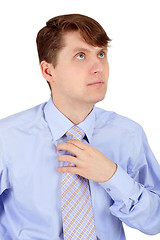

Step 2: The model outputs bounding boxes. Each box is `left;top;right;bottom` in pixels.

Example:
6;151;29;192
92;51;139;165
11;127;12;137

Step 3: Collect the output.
0;14;160;240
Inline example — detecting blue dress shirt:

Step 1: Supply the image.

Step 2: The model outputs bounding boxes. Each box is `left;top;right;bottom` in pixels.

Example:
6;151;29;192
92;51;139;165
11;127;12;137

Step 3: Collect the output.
0;97;160;240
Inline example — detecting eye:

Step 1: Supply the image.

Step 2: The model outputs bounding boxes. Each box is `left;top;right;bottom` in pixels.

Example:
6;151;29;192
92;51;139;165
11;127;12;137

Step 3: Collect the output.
76;53;85;60
98;52;105;58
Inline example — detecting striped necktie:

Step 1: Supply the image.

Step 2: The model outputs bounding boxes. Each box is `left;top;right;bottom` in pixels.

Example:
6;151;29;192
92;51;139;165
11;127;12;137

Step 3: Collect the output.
61;125;97;240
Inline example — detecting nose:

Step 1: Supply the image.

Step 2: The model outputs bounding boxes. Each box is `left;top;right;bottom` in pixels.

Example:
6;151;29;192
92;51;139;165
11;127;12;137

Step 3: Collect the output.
90;60;103;75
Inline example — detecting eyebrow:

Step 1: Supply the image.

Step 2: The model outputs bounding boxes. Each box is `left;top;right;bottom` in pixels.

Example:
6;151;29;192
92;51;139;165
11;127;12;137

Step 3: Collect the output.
72;47;107;54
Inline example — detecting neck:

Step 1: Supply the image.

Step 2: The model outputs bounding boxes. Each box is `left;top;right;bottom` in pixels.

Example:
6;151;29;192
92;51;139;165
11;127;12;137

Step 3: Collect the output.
51;95;94;125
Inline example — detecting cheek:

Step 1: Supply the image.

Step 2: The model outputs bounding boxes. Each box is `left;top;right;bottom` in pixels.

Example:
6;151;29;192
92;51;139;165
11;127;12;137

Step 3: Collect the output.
55;62;88;91
107;61;109;74
67;66;87;85
55;65;72;83
103;61;109;80
61;63;84;77
70;64;86;75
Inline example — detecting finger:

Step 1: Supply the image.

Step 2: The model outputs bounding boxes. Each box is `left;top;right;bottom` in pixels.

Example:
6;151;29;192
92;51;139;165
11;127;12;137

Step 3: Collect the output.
58;154;79;165
67;139;89;150
57;166;80;175
57;142;82;156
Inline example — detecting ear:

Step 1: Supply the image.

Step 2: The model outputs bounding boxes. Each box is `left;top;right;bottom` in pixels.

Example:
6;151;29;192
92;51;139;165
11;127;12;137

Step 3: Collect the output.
40;61;54;83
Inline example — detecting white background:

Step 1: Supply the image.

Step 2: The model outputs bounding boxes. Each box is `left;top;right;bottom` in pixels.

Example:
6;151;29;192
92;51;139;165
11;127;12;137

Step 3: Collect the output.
0;0;160;239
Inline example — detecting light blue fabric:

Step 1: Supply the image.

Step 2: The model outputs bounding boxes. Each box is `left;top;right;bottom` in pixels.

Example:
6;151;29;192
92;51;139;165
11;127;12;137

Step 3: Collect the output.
0;97;160;240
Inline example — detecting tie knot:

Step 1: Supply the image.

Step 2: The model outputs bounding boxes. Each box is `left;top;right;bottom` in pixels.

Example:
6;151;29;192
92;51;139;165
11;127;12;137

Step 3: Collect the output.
66;126;85;141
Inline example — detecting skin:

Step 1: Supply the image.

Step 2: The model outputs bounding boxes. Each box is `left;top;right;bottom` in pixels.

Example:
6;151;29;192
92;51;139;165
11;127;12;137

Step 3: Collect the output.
41;31;117;183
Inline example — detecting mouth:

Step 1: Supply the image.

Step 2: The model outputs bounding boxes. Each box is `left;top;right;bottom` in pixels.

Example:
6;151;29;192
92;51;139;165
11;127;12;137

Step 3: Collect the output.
88;81;104;87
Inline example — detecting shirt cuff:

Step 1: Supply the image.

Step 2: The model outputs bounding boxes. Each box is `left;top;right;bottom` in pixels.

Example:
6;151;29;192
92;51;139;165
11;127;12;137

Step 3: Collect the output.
99;165;138;201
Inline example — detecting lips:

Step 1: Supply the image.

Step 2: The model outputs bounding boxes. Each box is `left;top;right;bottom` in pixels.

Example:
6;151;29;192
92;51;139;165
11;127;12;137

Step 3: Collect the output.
88;81;104;86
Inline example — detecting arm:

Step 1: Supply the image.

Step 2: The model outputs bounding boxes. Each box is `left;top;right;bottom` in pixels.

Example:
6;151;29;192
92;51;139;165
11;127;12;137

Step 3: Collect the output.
57;126;160;235
100;165;160;235
99;126;160;235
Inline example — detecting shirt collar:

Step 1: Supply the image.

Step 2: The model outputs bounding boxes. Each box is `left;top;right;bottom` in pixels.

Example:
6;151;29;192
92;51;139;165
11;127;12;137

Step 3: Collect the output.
44;97;95;143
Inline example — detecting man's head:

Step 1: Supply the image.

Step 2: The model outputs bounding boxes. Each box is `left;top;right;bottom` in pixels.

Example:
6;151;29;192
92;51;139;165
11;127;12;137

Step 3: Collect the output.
37;14;111;67
36;14;111;110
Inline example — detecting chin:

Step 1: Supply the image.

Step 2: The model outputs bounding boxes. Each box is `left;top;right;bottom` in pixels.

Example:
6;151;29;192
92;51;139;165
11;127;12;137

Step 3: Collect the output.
88;94;106;105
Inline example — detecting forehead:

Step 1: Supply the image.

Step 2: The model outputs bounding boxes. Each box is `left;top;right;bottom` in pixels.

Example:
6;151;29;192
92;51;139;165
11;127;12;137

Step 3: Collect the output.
61;31;107;53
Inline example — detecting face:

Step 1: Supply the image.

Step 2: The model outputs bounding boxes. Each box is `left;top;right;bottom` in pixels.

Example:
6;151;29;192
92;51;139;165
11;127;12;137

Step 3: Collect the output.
50;31;109;108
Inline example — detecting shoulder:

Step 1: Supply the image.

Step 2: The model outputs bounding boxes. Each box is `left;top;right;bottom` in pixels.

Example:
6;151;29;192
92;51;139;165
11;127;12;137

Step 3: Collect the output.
0;101;47;134
94;106;142;133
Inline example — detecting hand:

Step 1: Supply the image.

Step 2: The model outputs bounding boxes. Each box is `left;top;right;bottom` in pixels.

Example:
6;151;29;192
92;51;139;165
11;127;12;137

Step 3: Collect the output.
56;139;117;183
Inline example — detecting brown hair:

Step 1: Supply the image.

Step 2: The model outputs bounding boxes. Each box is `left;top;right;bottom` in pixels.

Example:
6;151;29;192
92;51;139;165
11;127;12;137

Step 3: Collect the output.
36;14;111;90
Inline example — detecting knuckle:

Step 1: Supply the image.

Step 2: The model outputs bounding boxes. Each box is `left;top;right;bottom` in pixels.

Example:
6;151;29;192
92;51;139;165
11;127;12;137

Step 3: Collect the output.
84;152;91;159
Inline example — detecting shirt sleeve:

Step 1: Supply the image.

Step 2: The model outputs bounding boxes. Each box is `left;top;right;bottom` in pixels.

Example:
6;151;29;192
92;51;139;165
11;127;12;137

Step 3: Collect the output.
0;134;10;196
99;125;160;235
